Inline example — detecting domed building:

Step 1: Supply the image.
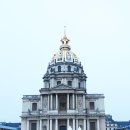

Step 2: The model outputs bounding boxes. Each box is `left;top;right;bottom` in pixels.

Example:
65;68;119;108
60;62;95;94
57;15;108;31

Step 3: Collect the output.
21;34;106;130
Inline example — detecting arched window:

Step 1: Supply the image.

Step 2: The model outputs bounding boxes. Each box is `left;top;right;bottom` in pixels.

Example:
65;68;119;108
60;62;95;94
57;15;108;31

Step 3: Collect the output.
58;66;61;72
68;65;71;72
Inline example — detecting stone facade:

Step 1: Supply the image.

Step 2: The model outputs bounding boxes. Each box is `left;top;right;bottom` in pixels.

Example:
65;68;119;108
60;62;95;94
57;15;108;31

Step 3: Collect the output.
21;34;106;130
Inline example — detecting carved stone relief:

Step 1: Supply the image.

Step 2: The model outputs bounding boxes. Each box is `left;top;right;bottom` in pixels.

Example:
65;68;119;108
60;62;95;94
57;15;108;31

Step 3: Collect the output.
43;96;48;110
77;95;83;109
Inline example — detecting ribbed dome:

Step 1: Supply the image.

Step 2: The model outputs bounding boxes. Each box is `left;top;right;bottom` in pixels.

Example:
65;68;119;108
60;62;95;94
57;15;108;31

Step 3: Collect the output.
50;35;80;65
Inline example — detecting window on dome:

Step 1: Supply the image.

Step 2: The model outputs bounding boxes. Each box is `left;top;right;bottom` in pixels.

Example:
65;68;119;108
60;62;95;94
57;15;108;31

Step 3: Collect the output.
51;68;55;73
32;103;37;111
57;54;62;61
68;66;71;72
77;67;79;72
57;81;61;85
79;82;80;88
58;66;61;72
57;57;62;61
68;81;72;86
66;52;71;60
75;59;78;63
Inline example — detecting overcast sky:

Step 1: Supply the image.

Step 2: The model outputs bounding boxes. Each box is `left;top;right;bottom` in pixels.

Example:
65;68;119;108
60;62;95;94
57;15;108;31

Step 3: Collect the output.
0;0;130;122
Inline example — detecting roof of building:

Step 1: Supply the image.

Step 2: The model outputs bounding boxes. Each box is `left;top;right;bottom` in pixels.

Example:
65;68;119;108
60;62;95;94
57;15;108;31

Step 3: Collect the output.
115;121;130;129
105;115;130;129
0;125;17;130
0;123;20;130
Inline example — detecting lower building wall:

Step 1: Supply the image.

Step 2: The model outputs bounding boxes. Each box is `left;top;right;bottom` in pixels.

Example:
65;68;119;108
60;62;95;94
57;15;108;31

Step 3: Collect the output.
21;117;106;130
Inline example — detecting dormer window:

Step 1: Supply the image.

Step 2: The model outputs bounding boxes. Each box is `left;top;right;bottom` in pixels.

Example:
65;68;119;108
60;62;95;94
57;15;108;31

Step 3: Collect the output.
58;66;61;72
68;65;71;72
32;103;37;111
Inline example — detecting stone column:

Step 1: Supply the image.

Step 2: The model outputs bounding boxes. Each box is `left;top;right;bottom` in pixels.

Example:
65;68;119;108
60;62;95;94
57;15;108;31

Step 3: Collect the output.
56;94;58;110
83;94;85;110
50;94;52;110
27;120;29;130
73;119;75;130
55;119;58;130
76;119;78;130
87;119;89;130
72;94;75;109
76;94;77;110
48;95;50;111
84;119;86;130
47;119;49;130
97;119;100;130
67;118;70;130
37;120;39;130
40;120;42;130
41;95;43;110
50;119;52;130
67;94;69;110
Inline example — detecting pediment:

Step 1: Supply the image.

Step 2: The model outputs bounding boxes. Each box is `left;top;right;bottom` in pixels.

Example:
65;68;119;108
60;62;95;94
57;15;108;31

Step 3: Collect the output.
52;83;74;90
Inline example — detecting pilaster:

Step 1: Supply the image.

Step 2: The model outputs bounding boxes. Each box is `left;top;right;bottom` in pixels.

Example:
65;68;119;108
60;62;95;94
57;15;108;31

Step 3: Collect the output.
40;120;42;130
48;95;50;111
97;119;100;130
27;120;29;130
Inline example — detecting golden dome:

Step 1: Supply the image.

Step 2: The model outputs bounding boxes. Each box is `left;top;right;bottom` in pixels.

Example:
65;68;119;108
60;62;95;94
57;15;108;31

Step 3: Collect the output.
50;35;80;65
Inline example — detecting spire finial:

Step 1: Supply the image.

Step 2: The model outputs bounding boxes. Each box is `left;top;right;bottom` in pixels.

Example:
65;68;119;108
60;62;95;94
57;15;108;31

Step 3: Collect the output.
61;26;69;44
64;26;66;37
60;26;70;50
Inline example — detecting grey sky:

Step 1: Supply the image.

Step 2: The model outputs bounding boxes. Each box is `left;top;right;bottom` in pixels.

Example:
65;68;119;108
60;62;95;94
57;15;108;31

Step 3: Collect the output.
0;0;130;122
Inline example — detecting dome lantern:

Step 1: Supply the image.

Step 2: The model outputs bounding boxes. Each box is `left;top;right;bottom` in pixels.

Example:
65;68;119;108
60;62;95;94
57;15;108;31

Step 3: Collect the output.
60;34;71;51
50;31;80;65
